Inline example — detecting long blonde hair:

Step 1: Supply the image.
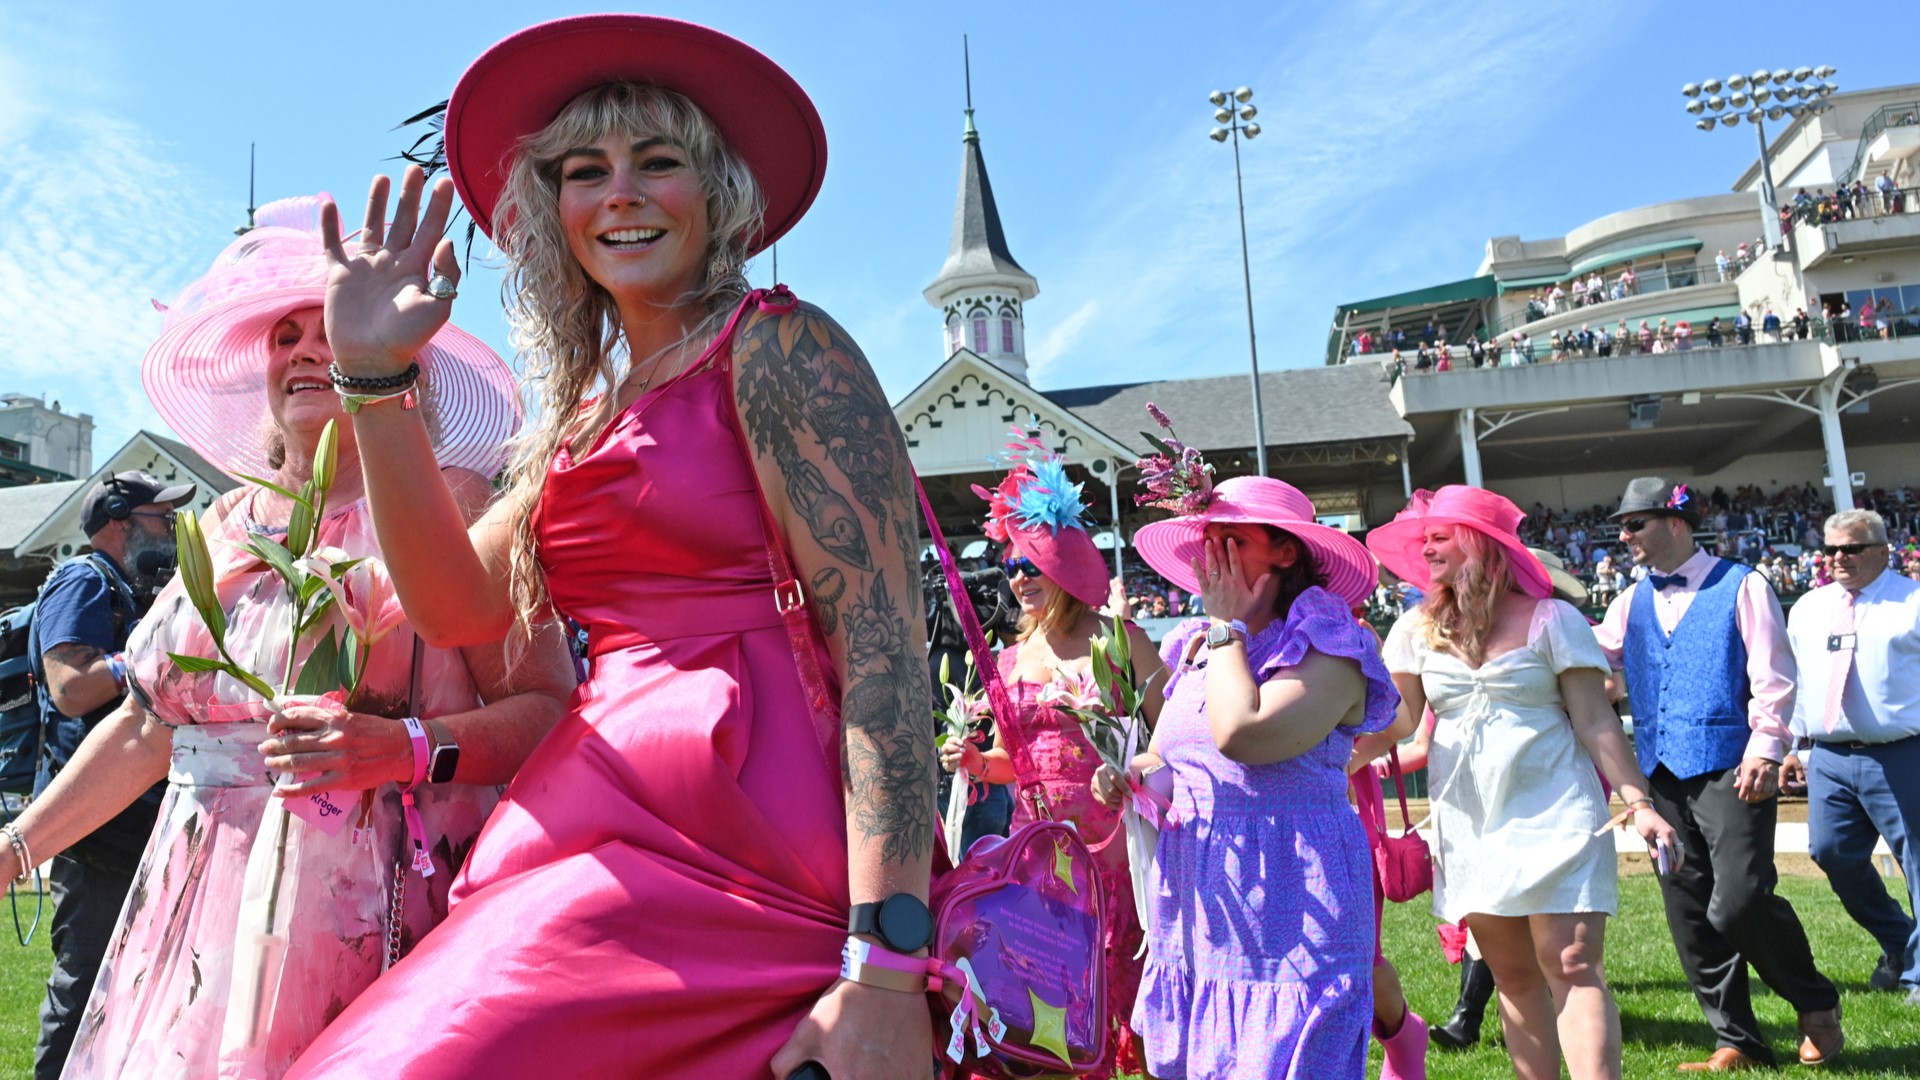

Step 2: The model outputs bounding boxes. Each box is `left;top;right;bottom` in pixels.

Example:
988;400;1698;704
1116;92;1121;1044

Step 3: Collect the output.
1418;525;1516;667
492;82;766;632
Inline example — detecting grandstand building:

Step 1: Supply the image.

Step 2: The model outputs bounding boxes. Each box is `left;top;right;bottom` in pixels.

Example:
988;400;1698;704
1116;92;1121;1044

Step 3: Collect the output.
897;84;1920;565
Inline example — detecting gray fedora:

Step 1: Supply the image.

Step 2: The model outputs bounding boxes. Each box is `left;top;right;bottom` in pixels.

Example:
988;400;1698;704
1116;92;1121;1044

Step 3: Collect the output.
1609;476;1702;528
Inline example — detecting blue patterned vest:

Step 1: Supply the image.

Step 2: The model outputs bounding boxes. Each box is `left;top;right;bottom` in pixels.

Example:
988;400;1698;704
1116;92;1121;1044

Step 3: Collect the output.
1623;559;1752;780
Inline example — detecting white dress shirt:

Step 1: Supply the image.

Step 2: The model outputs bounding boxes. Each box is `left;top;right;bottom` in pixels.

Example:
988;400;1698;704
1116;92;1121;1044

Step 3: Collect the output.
1787;571;1920;744
1594;548;1798;762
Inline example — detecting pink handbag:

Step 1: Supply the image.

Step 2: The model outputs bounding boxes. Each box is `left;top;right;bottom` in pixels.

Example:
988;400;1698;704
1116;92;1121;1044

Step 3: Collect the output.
1355;750;1433;903
926;818;1109;1077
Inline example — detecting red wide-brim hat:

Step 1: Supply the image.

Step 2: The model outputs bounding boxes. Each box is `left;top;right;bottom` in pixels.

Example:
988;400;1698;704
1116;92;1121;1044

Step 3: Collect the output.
444;14;827;253
1133;476;1379;608
1365;486;1552;600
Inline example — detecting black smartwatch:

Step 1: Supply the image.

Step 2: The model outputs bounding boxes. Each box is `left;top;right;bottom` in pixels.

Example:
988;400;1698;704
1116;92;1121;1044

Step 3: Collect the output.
424;718;461;784
847;893;933;953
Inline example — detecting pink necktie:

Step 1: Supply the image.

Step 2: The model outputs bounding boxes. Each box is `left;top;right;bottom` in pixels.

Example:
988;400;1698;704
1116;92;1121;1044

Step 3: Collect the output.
1823;591;1857;733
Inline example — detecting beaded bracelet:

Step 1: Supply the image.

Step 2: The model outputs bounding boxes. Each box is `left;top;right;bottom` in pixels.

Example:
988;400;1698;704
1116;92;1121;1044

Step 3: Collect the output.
328;361;420;392
3;823;33;886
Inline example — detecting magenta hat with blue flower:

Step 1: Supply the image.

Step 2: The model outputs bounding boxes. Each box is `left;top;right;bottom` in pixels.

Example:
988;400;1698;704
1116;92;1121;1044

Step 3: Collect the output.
972;433;1112;607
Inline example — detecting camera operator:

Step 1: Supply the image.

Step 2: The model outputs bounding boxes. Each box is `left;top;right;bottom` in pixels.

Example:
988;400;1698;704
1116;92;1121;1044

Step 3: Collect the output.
25;471;192;1080
925;551;1018;855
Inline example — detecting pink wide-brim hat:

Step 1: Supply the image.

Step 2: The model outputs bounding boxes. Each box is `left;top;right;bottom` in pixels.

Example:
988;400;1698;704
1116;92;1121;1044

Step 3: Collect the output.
142;196;522;480
1007;523;1111;609
445;14;826;253
1134;476;1379;608
1365;486;1552;600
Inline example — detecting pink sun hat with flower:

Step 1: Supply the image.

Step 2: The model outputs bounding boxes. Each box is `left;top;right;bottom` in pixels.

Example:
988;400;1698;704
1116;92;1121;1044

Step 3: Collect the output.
1365;486;1552;600
1134;477;1380;608
142;194;522;480
972;435;1111;607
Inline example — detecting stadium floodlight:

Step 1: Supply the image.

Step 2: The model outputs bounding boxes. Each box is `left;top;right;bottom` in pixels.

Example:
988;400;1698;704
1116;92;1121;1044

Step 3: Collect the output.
1768;105;1785;121
1697;117;1718;131
1792;66;1813;81
1683;82;1701;97
1727;73;1748;91
1752;86;1772;104
1685;64;1834;254
1686;99;1706;115
1703;77;1723;94
1816;65;1836;78
1204;83;1267;474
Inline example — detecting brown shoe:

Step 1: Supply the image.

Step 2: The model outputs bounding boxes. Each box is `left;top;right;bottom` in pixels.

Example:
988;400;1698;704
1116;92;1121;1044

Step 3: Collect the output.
1798;1003;1844;1065
1677;1047;1768;1072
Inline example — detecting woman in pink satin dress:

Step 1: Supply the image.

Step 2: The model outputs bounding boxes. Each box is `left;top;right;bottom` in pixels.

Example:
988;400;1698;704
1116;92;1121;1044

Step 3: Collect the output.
939;449;1165;1078
287;16;935;1080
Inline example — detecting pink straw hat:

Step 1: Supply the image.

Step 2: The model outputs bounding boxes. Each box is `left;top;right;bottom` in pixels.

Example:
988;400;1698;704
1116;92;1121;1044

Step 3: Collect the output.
142;195;522;480
444;14;826;253
1365;486;1552;600
973;439;1112;608
1133;476;1379;608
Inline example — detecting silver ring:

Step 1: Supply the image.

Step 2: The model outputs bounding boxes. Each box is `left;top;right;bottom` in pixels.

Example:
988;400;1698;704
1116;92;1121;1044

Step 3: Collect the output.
427;274;458;301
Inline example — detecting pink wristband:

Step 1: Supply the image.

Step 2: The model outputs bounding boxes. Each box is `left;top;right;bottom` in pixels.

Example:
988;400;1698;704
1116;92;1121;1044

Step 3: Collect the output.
398;717;434;877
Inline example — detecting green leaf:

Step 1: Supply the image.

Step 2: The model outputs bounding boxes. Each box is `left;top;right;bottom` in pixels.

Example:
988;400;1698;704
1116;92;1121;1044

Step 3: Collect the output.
298;589;337;634
286;483;317;558
1109;615;1132;670
233;473;307;505
1089;654;1115;700
244;535;299;585
298;573;329;606
167;652;231;674
1139;431;1174;457
938;653;952;690
337;626;360;691
292;628;342;696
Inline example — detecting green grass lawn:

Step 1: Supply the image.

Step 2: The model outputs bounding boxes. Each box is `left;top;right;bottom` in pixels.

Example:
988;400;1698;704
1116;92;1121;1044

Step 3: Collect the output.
0;875;1910;1078
0;885;50;1080
1369;872;1920;1079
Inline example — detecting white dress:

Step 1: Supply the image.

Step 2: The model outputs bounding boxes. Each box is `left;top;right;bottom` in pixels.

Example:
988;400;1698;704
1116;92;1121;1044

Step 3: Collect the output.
1383;599;1618;922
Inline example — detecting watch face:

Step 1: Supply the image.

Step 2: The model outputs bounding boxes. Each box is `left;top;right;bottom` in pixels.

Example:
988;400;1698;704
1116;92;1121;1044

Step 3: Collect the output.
428;745;460;784
877;893;933;952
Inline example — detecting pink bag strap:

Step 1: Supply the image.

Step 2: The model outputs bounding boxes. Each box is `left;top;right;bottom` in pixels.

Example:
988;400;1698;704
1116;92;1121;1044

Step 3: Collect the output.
1384;747;1415;829
715;286;841;771
914;480;1025;763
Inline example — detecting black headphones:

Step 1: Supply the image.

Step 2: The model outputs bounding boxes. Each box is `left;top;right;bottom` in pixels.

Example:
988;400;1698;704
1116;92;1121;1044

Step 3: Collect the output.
101;476;134;523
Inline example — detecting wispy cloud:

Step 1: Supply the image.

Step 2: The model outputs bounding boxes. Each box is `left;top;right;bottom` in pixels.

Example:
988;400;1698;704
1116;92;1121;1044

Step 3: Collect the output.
1025;0;1626;389
0;12;226;464
1029;298;1099;383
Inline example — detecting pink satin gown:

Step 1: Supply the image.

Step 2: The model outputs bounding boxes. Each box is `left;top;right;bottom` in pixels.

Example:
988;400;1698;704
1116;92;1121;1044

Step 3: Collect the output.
288;349;851;1076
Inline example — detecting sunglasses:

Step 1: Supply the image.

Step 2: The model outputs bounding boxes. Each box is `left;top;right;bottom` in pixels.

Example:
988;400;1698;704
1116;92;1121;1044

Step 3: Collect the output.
1619;517;1664;534
1001;556;1043;579
129;510;177;529
1821;543;1879;557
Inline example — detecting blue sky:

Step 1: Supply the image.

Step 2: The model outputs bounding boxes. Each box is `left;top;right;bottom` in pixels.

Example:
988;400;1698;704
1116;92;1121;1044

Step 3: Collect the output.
2;0;1914;461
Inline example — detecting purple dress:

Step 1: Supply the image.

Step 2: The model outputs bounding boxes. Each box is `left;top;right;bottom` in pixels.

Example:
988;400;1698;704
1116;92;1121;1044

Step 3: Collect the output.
1133;588;1398;1080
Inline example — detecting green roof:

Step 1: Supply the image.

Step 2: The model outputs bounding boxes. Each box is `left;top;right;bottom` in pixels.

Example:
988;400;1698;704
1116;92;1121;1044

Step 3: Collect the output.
1335;275;1495;317
1497;274;1564;293
1569;237;1702;277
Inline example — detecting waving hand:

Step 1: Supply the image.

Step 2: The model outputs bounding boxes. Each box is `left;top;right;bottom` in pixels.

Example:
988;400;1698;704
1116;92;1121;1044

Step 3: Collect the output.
320;166;463;376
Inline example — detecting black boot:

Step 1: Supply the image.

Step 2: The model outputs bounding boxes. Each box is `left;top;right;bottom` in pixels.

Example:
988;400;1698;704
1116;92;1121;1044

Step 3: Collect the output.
1429;957;1494;1050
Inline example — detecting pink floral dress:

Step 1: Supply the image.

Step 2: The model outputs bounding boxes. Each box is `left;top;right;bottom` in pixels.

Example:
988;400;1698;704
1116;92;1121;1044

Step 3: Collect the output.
62;491;500;1080
998;644;1144;1080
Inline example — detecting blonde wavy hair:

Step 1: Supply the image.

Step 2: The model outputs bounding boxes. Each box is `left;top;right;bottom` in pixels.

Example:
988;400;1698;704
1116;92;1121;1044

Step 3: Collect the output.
1418;525;1517;667
1017;584;1093;644
491;82;765;632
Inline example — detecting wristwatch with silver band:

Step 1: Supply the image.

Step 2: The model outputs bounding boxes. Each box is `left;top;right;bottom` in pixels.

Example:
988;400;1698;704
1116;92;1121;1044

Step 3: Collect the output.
1205;619;1249;649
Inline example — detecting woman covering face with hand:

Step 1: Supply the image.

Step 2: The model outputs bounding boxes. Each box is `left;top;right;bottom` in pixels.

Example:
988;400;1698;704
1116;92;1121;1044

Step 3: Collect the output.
1116;476;1403;1079
287;17;936;1080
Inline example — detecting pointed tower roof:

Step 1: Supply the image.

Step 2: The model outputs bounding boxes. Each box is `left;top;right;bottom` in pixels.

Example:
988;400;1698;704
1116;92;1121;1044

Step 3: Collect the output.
924;110;1039;304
